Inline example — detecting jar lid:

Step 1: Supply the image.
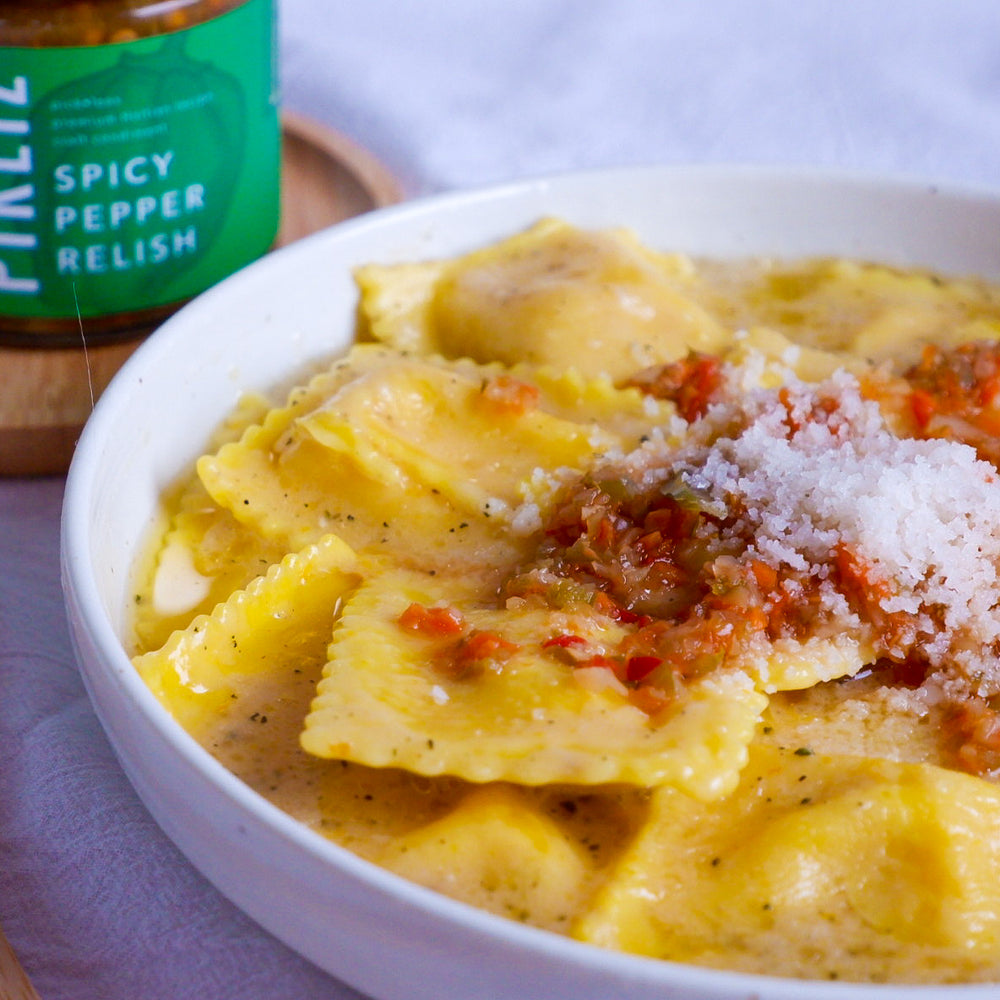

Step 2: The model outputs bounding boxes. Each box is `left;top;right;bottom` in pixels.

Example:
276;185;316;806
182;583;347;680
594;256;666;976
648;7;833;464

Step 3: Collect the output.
0;114;404;476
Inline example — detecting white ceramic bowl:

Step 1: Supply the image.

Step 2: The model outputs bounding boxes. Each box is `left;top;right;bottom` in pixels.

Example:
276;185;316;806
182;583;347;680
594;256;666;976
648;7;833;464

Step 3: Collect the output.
62;166;1000;1000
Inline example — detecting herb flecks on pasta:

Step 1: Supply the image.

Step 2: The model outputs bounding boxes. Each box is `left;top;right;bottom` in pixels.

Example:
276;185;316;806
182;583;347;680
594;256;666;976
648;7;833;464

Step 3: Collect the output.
130;221;1000;984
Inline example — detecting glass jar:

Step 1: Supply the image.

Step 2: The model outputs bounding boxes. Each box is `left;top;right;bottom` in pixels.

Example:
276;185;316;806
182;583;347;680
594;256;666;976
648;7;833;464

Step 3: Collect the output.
0;0;280;346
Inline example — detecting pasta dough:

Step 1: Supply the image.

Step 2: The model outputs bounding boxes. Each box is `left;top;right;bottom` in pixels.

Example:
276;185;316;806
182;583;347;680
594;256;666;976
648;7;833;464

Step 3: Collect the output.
302;565;766;795
356;217;727;377
130;220;1000;984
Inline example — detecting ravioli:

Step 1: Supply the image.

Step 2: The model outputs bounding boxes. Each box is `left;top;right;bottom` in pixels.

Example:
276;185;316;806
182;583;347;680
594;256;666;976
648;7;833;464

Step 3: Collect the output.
741;634;874;692
198;344;663;571
357;217;727;379
302;567;766;797
129;220;1000;985
575;747;1000;982
704;255;1000;368
132;390;284;652
135;533;359;735
375;785;593;931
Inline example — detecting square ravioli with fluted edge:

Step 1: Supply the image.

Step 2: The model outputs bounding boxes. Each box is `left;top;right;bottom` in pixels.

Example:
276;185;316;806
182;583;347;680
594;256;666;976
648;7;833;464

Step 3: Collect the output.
130;217;1000;984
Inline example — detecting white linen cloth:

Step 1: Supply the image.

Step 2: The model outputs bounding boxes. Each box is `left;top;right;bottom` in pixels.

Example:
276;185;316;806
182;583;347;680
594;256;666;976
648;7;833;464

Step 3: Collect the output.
1;2;997;997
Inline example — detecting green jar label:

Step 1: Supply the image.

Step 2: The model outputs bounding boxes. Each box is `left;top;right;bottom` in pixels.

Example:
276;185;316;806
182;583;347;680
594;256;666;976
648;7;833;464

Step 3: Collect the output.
0;0;279;322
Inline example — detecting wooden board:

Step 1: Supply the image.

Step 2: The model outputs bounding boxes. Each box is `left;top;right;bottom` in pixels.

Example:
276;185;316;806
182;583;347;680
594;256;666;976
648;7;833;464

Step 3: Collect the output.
0;113;404;477
0;926;40;1000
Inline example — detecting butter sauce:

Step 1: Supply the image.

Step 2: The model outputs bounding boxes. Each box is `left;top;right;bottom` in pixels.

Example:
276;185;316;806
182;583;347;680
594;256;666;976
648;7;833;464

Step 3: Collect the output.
131;238;1000;983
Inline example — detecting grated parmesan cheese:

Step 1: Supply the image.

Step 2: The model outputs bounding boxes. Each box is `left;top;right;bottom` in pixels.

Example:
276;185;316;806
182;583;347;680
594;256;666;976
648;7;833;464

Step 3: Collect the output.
609;365;1000;692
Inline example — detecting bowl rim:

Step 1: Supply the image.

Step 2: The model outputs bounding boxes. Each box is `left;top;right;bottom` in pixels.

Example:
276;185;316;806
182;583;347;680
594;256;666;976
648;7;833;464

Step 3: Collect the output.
61;162;1000;1000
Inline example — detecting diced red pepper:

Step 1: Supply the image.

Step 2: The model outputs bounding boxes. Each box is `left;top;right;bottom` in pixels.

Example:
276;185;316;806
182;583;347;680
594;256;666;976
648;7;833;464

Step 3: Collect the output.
749;558;778;592
902;340;1000;464
628;684;674;717
579;654;621;672
834;542;891;604
592;591;652;627
398;602;466;636
909;388;937;429
543;634;588;649
979;374;1000;407
542;633;593;664
480;374;541;415
455;629;520;665
625;655;663;683
622;352;722;422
